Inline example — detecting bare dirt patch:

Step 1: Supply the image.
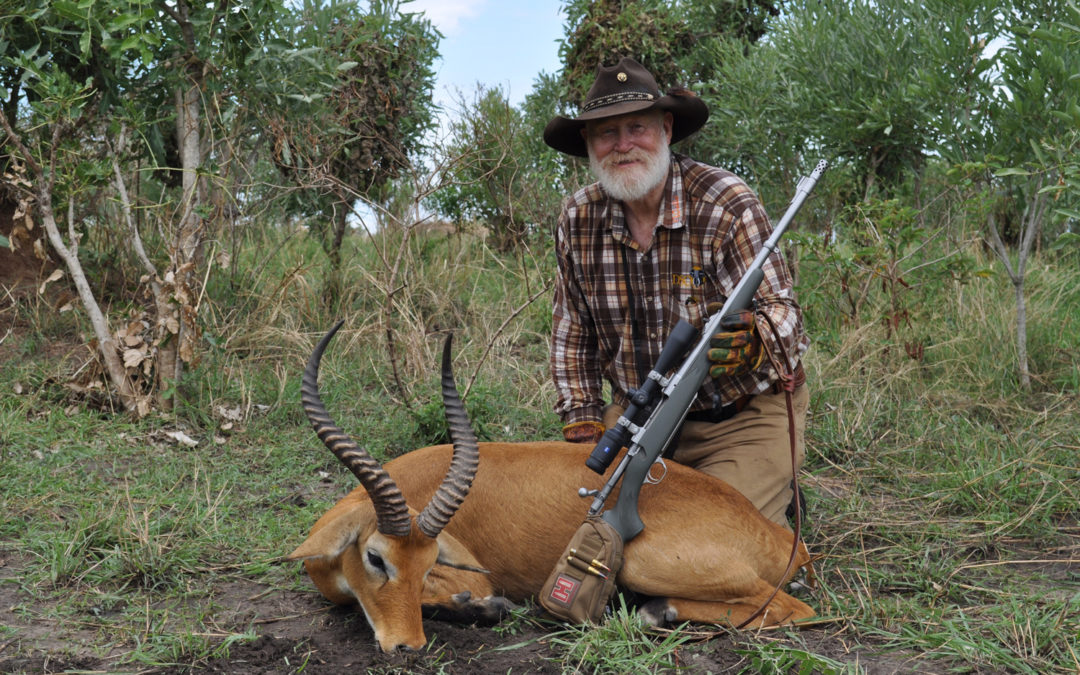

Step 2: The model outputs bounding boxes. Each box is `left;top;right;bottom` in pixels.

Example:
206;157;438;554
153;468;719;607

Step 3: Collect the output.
0;548;927;675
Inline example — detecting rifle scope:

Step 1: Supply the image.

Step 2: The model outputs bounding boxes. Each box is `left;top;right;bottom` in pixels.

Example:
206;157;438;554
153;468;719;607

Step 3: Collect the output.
585;320;698;474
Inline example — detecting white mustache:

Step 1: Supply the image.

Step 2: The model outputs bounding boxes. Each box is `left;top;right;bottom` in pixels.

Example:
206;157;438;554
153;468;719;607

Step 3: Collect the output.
602;150;648;169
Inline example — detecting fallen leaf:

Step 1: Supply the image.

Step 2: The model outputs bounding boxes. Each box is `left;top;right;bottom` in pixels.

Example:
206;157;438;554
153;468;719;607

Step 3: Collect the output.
123;348;145;368
163;430;199;447
38;268;64;294
215;405;243;422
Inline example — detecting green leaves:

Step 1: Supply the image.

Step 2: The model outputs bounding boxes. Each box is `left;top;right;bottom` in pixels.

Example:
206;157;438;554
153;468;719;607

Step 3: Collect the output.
994;167;1032;178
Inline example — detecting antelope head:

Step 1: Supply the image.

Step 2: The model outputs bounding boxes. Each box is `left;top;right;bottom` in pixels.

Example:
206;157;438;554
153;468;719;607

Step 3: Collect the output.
287;322;484;652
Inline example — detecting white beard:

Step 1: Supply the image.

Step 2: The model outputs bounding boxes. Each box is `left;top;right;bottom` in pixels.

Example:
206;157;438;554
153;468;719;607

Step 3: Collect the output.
590;143;671;203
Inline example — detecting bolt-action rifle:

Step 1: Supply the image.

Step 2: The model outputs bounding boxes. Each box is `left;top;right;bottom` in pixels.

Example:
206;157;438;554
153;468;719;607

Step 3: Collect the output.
578;160;829;542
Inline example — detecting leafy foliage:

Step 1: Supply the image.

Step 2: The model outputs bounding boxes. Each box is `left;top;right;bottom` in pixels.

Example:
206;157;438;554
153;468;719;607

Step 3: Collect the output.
429;85;565;250
257;0;440;264
764;0;1003;200
557;0;786;106
982;1;1080;244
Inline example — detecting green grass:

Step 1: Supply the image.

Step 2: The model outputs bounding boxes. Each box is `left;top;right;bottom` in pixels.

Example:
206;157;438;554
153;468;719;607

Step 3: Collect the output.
543;597;691;673
0;229;1077;672
796;251;1080;673
735;639;858;675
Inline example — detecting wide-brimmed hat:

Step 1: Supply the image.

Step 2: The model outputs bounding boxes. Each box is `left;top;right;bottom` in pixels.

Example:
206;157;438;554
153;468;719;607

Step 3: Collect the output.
543;57;709;158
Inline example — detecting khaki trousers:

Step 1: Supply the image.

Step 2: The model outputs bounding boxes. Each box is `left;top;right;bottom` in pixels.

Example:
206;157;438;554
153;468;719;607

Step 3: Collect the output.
603;385;808;529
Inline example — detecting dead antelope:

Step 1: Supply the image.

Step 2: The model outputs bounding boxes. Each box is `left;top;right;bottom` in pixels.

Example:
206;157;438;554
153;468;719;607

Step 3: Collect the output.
288;324;814;653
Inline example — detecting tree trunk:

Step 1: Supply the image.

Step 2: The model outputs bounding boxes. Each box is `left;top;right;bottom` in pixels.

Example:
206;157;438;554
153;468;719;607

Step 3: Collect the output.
155;69;206;409
329;203;348;270
38;189;145;414
984;175;1047;391
1014;277;1030;389
0;79;150;415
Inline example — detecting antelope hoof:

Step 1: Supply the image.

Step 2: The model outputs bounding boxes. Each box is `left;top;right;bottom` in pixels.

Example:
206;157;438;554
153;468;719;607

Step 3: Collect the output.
639;598;678;627
449;591;517;622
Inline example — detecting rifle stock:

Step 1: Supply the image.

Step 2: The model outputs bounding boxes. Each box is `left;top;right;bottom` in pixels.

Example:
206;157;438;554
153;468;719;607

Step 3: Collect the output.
584;160;829;541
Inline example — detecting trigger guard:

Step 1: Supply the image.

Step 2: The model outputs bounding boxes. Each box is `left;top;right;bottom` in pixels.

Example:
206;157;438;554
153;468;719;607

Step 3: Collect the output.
645;458;668;485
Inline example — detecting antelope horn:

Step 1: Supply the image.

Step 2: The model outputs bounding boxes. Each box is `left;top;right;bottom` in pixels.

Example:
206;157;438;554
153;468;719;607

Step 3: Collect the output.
415;334;480;539
302;321;411;538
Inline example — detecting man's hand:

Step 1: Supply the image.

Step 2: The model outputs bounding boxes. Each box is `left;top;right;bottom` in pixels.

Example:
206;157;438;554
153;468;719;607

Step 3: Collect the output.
562;421;605;444
707;309;764;378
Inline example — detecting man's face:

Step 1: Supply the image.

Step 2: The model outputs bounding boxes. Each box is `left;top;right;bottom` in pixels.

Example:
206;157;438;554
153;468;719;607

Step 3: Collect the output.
583;111;673;203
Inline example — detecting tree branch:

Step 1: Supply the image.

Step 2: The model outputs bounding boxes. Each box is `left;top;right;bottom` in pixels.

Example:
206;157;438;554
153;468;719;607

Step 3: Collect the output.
463;278;553;400
0;104;42;177
107;128;159;281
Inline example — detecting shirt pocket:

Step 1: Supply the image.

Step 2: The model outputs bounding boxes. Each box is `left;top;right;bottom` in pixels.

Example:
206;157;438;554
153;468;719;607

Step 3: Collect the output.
668;265;720;331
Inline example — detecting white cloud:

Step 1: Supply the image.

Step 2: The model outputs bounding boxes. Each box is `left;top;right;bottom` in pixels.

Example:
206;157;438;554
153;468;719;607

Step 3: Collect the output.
404;0;485;35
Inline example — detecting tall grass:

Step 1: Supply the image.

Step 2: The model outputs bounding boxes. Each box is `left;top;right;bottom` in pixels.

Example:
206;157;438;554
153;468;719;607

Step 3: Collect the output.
799;241;1078;673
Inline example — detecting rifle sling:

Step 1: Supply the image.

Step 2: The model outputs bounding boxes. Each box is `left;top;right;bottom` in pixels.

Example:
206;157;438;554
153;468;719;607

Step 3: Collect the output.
734;308;806;629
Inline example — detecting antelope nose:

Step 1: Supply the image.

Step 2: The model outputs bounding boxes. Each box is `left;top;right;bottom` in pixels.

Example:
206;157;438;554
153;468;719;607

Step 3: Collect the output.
391;642;422;656
379;638;424;654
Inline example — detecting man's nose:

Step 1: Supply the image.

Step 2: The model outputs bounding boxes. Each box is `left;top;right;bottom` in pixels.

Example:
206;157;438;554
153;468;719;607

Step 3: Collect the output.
613;129;635;153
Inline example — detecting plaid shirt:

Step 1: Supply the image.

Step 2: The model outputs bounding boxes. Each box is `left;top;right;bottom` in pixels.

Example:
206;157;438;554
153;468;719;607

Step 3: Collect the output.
551;153;810;425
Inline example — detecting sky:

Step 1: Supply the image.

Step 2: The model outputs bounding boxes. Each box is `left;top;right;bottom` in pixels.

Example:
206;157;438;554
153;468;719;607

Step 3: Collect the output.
405;0;567;109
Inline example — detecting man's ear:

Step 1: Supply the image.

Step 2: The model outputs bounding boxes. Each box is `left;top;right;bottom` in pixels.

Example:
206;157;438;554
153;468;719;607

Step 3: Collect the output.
662;111;674;143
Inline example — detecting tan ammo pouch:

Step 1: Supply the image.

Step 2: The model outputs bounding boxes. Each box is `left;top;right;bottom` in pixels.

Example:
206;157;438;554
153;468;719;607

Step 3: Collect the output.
539;516;624;623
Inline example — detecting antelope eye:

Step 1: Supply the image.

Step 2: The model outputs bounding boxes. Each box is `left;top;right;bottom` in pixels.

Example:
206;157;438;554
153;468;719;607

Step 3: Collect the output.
366;549;386;572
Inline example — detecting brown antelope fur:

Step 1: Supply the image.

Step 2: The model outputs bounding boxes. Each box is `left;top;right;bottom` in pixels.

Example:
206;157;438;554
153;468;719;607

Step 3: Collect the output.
287;326;814;653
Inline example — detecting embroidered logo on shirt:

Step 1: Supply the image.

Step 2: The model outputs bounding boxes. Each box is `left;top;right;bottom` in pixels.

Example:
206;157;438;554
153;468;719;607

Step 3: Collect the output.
671;266;707;288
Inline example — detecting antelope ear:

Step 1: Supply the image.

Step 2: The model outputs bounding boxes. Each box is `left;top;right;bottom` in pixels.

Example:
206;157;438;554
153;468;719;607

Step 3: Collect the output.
435;530;490;574
286;503;373;561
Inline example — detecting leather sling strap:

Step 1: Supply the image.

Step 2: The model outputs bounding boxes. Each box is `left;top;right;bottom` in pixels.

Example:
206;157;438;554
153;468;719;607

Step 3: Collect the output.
734;308;806;629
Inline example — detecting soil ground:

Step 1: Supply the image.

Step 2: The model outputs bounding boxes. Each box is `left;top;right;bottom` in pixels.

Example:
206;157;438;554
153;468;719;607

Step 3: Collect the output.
0;555;926;675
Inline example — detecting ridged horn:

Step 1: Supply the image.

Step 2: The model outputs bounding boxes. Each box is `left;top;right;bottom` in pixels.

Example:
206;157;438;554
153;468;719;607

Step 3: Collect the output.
415;334;480;539
302;321;411;538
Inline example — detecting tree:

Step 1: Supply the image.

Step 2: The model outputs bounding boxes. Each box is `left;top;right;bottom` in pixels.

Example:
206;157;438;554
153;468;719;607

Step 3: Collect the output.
687;36;807;214
260;0;439;273
0;0;297;413
765;0;1004;202
977;2;1080;388
557;0;786;106
429;85;568;250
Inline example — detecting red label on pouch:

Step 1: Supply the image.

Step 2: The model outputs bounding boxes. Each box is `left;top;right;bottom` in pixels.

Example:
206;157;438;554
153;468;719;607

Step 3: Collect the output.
549;574;580;606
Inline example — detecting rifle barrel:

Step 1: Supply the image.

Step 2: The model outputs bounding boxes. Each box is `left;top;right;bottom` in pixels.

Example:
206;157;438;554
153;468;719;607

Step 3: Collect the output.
594;159;829;542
